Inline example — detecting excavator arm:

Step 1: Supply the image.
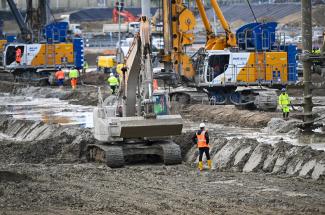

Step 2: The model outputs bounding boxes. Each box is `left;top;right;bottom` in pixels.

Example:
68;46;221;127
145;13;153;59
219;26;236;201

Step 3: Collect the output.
123;16;163;117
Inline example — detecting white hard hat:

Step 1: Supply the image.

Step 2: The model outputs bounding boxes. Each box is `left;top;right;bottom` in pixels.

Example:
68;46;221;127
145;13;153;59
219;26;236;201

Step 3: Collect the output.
110;73;114;76
199;123;205;128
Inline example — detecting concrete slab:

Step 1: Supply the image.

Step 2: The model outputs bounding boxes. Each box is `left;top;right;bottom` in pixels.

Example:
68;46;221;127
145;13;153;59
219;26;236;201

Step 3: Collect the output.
243;144;272;173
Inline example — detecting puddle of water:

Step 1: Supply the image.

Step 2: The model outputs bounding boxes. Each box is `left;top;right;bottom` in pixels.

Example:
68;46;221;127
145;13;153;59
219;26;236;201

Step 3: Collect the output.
0;94;93;128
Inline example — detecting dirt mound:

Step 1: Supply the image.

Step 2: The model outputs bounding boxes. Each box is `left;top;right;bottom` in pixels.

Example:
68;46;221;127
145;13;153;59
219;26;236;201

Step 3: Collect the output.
182;105;278;128
264;118;301;133
0;115;94;164
80;72;110;86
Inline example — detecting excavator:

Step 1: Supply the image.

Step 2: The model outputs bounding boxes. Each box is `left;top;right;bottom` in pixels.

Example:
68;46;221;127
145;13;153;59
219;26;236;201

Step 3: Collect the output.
87;16;183;168
112;1;138;23
0;0;84;84
157;0;297;111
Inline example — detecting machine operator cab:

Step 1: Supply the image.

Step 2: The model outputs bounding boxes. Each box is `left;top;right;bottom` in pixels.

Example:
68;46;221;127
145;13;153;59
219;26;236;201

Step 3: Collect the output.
4;44;25;67
201;50;247;85
152;90;170;116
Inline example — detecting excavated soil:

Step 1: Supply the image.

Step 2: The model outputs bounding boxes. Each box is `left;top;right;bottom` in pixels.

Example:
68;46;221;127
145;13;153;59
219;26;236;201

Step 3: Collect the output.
0;74;324;214
181;105;278;128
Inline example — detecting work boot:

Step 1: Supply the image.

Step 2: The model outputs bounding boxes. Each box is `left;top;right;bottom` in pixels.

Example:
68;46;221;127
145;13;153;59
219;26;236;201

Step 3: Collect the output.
198;161;203;171
207;160;212;170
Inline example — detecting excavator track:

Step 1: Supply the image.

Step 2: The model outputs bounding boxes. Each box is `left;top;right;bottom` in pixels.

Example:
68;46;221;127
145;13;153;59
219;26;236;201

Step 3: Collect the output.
159;141;182;165
87;141;182;168
0;70;51;86
87;144;125;168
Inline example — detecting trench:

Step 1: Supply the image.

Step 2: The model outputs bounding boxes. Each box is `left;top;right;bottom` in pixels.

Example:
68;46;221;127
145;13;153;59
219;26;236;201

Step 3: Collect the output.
0;89;324;180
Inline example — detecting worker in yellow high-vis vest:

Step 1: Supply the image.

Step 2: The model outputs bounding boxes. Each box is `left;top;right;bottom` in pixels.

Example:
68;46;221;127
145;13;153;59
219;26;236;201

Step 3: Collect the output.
278;88;290;120
107;73;119;94
69;67;79;90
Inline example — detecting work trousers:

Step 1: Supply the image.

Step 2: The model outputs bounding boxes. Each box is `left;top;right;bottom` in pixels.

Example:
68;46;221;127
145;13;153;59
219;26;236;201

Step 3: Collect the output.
71;78;77;88
110;85;117;94
198;147;210;162
57;79;64;86
282;105;290;119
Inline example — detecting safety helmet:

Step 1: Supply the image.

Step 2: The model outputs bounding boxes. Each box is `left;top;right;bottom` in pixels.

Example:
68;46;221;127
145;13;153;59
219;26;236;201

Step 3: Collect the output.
281;88;286;92
110;73;114;77
199;123;205;128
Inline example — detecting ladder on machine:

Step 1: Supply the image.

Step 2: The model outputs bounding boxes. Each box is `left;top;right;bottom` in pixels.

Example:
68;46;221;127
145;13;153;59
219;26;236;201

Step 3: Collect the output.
45;44;56;67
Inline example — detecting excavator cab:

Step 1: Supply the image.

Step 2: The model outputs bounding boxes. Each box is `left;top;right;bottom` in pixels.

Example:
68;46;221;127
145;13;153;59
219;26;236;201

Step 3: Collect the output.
153;91;170;116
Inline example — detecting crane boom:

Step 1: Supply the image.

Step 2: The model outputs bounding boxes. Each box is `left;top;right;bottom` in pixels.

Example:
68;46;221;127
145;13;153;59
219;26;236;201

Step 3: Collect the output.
195;0;236;49
195;0;214;37
210;0;236;47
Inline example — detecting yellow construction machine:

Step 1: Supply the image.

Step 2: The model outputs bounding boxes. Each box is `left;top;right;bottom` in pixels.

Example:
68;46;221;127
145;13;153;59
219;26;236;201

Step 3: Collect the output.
0;0;84;84
156;0;297;110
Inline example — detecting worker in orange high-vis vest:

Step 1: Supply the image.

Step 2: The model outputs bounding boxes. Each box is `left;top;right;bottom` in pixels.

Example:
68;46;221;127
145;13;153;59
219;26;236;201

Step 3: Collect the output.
192;123;211;171
55;67;65;88
15;46;22;64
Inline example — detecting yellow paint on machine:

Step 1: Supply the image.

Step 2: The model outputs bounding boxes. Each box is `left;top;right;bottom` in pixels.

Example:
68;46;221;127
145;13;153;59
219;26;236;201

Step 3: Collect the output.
31;43;74;66
0;40;7;52
237;51;288;83
97;56;116;68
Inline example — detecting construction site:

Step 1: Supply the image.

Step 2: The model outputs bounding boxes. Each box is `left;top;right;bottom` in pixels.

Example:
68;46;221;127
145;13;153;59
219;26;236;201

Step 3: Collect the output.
0;0;324;214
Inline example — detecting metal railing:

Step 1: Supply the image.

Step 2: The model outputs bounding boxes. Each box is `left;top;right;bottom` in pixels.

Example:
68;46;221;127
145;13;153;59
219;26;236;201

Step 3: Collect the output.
237;30;288;52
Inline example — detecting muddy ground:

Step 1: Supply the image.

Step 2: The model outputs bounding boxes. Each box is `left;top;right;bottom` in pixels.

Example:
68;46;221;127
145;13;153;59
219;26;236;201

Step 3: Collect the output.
0;163;324;215
0;74;324;214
